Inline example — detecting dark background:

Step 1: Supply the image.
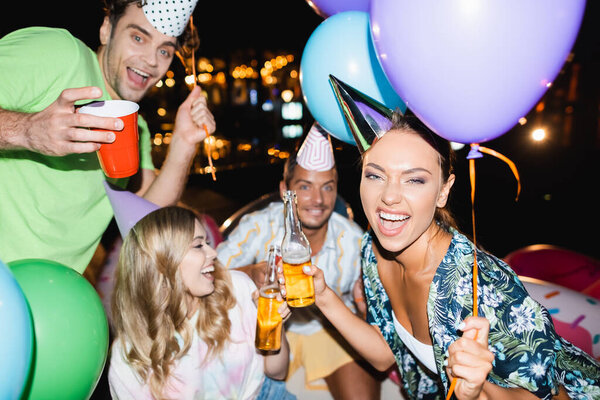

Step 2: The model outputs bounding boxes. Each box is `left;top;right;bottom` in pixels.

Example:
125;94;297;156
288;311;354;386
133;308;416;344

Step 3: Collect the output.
2;1;600;262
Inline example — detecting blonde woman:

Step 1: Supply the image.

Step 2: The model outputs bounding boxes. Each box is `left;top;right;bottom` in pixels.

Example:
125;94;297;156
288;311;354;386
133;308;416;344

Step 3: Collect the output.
108;206;294;400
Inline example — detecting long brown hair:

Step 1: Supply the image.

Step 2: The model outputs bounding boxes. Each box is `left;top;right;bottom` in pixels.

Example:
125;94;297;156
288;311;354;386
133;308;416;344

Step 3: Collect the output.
111;206;235;399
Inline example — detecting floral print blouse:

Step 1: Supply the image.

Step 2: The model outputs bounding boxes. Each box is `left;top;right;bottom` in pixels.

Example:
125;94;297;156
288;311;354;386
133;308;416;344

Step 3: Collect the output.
361;229;600;399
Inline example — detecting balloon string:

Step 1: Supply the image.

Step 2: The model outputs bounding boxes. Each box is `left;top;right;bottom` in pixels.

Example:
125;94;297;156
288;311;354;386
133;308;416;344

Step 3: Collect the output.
446;372;458;399
469;157;479;321
477;145;521;201
446;142;517;398
446;156;481;400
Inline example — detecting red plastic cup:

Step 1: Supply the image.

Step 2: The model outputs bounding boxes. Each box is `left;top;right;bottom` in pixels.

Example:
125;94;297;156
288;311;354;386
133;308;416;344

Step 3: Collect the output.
78;100;140;178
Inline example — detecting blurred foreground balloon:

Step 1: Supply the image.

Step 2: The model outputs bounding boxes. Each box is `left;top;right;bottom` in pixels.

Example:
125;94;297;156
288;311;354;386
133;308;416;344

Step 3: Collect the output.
0;260;33;400
300;11;405;144
304;0;370;18
9;259;109;400
370;0;586;144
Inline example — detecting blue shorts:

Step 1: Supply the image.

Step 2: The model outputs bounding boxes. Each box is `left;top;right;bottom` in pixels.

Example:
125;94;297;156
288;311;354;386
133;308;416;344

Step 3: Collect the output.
256;377;296;400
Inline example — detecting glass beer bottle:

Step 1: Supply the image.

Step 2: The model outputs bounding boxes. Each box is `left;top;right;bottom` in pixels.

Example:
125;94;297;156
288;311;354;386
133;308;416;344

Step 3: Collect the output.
281;190;315;307
255;245;284;351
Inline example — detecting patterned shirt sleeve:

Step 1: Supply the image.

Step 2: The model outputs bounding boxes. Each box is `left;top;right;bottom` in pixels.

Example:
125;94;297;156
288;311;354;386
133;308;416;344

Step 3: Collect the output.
476;252;600;399
216;205;276;268
436;232;600;399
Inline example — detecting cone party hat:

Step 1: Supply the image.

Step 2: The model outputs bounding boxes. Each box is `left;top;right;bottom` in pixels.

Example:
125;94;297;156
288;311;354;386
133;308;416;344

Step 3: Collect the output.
142;0;199;37
329;74;397;154
103;181;160;238
296;122;336;171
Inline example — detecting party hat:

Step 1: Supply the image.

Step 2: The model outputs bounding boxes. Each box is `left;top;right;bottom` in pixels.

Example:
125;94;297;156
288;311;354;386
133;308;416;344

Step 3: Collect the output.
143;0;199;37
103;181;160;238
329;74;396;154
296;122;335;171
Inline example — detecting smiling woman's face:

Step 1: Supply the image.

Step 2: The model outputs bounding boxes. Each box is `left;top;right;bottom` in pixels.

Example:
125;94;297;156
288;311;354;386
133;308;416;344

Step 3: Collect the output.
360;130;454;254
179;219;218;298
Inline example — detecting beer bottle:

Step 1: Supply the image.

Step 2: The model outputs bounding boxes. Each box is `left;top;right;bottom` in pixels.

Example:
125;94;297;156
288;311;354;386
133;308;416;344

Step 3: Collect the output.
281;190;315;307
255;245;283;351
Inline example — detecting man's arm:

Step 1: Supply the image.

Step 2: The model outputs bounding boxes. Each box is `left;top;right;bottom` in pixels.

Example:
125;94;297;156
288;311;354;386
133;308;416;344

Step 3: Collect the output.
0;87;120;155
233;262;268;288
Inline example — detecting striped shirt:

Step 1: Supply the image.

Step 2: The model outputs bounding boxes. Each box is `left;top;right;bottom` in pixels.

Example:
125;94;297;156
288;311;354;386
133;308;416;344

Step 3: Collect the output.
216;201;364;335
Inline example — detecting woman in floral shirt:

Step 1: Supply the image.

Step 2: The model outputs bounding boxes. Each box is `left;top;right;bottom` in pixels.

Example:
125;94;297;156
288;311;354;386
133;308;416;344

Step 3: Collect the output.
279;77;600;399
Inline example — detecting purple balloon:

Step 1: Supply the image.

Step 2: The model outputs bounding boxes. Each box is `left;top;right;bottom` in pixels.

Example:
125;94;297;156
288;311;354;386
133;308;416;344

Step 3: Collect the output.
370;0;586;144
305;0;370;18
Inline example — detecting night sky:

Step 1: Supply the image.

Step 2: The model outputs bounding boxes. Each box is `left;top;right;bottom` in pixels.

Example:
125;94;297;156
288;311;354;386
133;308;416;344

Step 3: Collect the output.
0;0;323;54
5;1;594;58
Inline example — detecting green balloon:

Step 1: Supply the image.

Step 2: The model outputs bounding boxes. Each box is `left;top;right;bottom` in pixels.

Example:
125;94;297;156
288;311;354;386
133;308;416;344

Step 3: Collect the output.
8;259;109;400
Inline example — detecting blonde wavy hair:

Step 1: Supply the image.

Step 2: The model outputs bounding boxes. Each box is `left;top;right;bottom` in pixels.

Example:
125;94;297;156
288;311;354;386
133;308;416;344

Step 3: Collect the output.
111;206;236;400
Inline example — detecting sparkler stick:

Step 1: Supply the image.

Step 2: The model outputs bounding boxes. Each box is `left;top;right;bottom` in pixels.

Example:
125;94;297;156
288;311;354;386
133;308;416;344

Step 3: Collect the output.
178;16;217;181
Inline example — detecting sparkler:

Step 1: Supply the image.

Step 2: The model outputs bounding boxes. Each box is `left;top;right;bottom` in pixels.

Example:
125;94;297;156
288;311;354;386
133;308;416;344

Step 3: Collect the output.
176;15;217;181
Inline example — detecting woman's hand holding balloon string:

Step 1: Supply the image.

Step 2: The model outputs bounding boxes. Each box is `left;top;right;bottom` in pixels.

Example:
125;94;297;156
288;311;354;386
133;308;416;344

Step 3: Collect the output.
445;316;494;400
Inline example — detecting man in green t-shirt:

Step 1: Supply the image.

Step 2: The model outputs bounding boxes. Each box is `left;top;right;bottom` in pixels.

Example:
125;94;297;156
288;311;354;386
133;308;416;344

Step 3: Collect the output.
0;0;215;273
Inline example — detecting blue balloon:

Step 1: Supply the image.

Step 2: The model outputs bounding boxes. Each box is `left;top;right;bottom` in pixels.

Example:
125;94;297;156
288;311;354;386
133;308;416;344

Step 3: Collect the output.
0;260;33;400
300;11;406;145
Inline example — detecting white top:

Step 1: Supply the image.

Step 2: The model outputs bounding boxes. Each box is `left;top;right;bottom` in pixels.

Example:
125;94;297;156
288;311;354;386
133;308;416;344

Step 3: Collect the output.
108;271;265;399
392;311;437;374
217;201;364;335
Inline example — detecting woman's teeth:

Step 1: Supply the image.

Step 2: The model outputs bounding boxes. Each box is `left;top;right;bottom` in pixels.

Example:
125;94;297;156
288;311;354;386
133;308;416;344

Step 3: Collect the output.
378;211;408;230
201;266;214;274
379;211;408;221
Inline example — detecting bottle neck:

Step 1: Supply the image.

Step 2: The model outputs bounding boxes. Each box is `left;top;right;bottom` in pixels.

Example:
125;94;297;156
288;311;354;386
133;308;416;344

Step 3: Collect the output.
262;246;279;287
283;192;300;233
282;190;311;260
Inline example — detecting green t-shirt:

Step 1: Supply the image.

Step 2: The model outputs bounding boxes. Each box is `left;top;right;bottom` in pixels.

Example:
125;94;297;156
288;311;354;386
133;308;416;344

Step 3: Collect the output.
0;27;154;273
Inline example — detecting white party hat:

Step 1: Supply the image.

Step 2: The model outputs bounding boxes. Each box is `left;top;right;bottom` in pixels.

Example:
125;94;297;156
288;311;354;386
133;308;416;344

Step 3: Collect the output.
143;0;199;37
296;123;335;171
